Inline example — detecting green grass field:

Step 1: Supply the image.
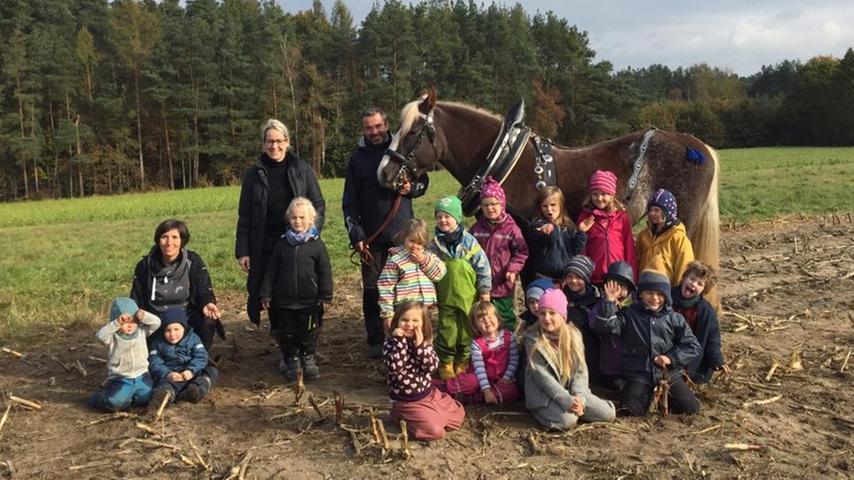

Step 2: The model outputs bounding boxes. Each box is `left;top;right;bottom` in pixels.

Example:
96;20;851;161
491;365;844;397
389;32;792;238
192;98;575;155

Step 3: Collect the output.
1;147;852;339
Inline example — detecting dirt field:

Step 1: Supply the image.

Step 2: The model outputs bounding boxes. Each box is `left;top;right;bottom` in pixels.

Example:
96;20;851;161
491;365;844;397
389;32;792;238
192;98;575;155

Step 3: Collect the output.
1;215;852;479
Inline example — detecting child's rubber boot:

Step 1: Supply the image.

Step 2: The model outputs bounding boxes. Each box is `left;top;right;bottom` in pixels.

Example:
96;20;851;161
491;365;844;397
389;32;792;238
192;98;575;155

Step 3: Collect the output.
453;358;470;375
283;357;300;381
437;362;456;380
301;355;320;380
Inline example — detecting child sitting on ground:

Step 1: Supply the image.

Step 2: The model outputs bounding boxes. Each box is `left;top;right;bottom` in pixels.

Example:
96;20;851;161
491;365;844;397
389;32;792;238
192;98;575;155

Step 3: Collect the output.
672;261;729;383
378;218;446;331
596;270;701;416
384;301;465;441
519;278;555;328
587;261;636;392
148;309;219;408
436;301;519;405
430;195;492;380
525;289;615;430
89;297;161;412
562;255;602;385
470;177;529;329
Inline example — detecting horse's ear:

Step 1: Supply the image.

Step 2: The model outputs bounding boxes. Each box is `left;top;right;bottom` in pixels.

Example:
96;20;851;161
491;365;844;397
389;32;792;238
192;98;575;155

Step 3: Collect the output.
419;87;437;113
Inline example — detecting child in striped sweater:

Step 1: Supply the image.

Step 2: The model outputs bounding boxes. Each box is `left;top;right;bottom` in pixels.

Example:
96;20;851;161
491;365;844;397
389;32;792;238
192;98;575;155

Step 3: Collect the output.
436;301;520;405
378;219;447;333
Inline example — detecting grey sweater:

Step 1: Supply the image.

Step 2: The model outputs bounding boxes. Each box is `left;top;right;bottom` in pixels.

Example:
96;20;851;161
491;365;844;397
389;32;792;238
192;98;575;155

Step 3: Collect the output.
96;311;161;380
523;329;592;412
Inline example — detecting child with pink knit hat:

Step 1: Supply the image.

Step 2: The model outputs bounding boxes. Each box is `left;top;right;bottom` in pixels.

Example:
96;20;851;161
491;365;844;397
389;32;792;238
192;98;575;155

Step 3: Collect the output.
470;177;529;330
577;170;637;286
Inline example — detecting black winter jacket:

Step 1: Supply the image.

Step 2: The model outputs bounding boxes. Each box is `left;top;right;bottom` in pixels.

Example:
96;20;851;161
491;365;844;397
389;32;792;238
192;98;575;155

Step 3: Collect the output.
672;289;724;384
526;219;587;279
259;237;333;309
235;152;326;261
131;248;216;315
342;136;428;247
594;300;700;384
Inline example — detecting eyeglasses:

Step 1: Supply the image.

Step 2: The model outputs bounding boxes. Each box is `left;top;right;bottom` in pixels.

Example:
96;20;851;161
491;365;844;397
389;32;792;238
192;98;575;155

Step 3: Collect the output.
265;139;288;146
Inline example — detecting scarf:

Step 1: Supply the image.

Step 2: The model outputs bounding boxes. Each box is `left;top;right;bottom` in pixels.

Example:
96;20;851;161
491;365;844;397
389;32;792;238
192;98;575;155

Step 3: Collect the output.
284;226;319;246
673;289;702;309
435;225;463;248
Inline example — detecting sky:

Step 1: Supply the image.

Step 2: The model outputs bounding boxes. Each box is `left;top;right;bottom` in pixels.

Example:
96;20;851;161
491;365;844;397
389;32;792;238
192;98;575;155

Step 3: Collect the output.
277;0;854;76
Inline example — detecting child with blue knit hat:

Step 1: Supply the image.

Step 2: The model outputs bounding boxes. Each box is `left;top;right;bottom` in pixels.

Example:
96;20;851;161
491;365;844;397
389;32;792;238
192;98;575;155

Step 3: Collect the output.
519;277;556;327
595;269;701;416
148;308;219;409
636;189;695;285
89;297;161;412
429;195;491;380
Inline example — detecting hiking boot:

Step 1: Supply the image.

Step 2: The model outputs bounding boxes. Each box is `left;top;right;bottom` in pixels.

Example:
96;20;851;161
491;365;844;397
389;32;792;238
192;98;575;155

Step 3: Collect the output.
367;344;384;359
177;383;204;403
282;357;300;381
149;386;173;413
437;362;456;380
301;355;320;380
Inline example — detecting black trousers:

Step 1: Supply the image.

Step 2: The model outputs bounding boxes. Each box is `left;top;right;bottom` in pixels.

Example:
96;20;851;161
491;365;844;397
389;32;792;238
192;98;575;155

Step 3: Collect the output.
246;235;277;326
270;306;321;358
361;244;390;347
623;375;700;416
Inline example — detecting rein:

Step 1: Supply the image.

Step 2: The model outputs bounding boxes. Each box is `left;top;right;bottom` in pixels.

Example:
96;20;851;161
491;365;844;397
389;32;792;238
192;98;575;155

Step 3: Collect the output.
349;194;404;269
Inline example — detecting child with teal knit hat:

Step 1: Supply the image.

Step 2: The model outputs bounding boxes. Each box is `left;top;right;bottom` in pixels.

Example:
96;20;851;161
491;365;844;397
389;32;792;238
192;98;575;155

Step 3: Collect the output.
429;195;492;380
89;297;161;412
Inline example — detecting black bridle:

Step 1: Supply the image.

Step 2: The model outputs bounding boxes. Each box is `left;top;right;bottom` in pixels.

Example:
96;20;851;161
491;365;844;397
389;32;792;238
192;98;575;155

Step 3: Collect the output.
383;112;437;188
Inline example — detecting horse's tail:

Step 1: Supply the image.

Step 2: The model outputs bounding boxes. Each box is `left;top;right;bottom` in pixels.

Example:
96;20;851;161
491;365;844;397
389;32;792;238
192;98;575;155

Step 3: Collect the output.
692;145;721;309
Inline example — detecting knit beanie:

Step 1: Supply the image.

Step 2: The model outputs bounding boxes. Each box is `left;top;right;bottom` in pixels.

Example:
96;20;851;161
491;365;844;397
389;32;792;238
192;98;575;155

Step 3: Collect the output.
647;189;678;226
110;297;138;322
435;195;463;224
159;308;188;329
636;269;672;306
588;170;617;196
564;255;594;285
480;176;506;208
604;261;636;293
525;278;555;301
538;288;568;318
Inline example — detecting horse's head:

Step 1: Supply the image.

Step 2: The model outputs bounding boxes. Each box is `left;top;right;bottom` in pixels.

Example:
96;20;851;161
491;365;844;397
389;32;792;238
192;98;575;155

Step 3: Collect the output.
377;88;445;190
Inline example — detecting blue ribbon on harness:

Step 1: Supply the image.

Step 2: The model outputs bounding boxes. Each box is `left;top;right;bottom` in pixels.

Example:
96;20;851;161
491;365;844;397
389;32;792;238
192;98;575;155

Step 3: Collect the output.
686;147;705;165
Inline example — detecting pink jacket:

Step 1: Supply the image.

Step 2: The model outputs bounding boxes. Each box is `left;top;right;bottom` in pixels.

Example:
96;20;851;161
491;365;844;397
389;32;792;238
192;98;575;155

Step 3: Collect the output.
470;214;529;298
577;208;637;284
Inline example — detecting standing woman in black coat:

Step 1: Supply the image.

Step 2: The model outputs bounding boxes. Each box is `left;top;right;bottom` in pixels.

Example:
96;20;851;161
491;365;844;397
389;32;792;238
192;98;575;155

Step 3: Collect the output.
235;119;326;328
131;219;223;350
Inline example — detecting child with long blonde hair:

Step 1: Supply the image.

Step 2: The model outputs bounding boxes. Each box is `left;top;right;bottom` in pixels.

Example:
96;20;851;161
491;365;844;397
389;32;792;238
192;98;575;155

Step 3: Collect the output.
377;219;446;332
435;301;519;405
526;186;593;283
384;301;465;441
524;289;615;430
577;170;637;285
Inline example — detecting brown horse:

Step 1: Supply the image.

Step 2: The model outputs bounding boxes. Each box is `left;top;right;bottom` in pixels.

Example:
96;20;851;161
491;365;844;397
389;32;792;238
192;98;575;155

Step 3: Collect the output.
378;88;720;301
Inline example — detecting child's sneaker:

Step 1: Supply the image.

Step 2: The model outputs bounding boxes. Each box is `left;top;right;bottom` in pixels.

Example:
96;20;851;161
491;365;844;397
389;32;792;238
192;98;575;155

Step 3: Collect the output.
437;362;456;380
149;386;173;412
283;357;300;381
301;355;320;380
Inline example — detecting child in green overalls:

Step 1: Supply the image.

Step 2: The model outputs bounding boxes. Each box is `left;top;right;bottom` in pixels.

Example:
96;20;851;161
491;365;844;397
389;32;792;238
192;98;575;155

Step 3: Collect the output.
430;196;492;380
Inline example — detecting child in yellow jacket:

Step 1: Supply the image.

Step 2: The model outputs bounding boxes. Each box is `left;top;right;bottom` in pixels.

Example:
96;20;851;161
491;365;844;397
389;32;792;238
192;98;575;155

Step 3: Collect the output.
636;189;695;286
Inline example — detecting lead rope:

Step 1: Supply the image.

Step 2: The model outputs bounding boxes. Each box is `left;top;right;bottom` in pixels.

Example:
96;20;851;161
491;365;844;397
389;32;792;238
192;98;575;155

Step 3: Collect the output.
349;194;403;272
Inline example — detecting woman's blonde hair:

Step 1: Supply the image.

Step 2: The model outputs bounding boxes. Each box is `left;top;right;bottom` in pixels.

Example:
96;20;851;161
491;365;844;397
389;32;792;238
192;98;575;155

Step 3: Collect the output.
527;317;585;385
537;186;574;228
261;119;289;145
393;218;429;246
467;300;499;337
389;301;433;343
286;197;317;225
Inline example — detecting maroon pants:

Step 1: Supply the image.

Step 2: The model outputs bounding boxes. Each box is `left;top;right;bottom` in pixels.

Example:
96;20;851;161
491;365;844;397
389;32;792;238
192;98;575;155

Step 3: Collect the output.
438;372;519;405
390;388;465;441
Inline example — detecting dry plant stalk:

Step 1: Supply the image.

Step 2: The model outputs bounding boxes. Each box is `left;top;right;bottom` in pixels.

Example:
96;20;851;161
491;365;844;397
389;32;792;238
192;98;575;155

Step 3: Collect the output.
135;422;157;435
765;359;781;381
51;355;72;372
647;372;671;416
376;418;390;451
399;420;411;458
134;438;179;450
841;349;851;373
370;410;381;444
9;395;42;410
788;350;804;371
742;394;783;408
189;437;210;471
0;404;11;433
68;460;114;471
725;443;764;451
292;370;305;405
74;359;88;377
349;431;362;456
154;392;170;420
1;347;23;358
307;395;325;420
334;391;344;425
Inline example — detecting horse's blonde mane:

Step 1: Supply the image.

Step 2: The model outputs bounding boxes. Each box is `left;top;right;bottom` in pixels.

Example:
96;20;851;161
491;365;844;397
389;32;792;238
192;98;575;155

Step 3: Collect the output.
397;97;500;137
